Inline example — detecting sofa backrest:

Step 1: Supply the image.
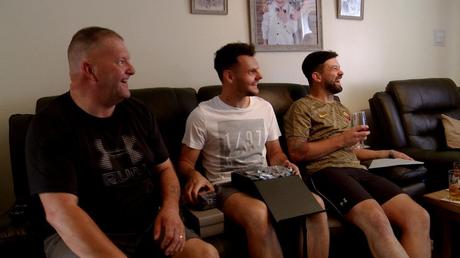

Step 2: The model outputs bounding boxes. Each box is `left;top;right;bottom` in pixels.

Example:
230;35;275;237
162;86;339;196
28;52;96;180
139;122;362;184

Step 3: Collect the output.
9;114;35;206
370;78;460;150
388;78;460;150
130;88;197;163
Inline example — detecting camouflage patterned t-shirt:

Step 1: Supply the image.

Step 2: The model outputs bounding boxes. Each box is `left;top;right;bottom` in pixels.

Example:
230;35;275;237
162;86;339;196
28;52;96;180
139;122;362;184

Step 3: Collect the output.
284;95;365;174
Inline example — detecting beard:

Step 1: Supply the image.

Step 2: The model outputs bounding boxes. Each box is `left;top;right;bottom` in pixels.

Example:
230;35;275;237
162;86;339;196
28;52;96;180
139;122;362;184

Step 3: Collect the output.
325;79;343;94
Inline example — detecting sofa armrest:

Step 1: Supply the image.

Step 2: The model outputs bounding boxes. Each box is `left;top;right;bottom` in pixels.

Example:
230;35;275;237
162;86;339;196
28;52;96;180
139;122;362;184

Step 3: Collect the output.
369;165;427;187
400;147;460;164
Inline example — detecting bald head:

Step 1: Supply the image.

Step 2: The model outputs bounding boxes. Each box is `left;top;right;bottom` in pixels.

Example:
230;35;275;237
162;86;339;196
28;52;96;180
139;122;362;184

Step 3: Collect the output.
67;26;123;75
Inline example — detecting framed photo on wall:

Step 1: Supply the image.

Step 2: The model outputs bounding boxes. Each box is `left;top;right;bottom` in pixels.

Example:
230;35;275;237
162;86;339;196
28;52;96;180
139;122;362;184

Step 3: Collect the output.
191;0;228;15
249;0;323;52
337;0;364;20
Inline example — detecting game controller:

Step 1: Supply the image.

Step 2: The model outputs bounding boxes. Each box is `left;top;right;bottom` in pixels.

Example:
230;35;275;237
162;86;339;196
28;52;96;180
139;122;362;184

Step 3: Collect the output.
197;191;217;210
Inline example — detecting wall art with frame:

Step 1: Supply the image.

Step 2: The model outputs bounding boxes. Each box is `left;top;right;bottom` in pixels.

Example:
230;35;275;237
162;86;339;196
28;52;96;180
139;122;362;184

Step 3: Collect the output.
249;0;323;52
191;0;228;15
337;0;364;20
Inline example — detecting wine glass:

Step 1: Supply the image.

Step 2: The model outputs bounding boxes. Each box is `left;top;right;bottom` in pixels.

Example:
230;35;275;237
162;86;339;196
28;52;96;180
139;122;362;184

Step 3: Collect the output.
350;111;369;149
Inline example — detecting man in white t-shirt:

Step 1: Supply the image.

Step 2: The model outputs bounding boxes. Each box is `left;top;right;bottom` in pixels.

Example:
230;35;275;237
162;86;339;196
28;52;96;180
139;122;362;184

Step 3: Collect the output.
178;43;329;258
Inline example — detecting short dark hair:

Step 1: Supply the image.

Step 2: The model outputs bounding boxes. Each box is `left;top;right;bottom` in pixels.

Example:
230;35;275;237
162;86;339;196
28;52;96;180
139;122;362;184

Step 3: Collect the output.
302;51;338;85
67;26;123;73
214;43;255;81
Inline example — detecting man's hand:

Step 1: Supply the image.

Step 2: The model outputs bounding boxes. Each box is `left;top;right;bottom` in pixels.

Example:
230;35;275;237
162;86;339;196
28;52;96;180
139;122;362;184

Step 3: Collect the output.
389;150;414;160
153;207;186;257
282;160;300;176
340;125;370;148
183;171;215;205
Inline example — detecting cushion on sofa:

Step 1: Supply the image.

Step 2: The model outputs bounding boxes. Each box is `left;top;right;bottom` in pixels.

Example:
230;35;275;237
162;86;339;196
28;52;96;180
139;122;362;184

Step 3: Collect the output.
441;114;460;149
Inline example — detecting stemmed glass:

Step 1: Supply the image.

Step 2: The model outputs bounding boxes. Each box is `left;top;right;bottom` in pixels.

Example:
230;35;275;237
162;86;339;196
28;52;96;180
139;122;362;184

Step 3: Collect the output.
350;111;369;149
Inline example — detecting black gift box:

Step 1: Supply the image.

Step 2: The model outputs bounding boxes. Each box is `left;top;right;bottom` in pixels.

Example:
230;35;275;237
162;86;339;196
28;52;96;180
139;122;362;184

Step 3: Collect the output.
231;168;324;222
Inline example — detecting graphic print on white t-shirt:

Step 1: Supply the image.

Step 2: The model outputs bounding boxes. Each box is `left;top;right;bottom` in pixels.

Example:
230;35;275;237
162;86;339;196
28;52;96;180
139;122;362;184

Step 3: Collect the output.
218;119;266;170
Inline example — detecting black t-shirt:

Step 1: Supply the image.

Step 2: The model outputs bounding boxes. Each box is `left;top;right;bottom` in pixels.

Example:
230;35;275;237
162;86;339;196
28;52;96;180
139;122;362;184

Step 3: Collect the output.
26;92;169;234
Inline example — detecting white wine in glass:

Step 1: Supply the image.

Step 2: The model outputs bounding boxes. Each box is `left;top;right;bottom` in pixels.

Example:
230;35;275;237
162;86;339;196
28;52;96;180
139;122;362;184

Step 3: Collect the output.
351;111;369;149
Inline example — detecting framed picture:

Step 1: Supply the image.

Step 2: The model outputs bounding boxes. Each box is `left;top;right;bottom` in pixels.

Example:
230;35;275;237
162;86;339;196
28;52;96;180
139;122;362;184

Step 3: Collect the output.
191;0;228;15
337;0;364;20
249;0;323;52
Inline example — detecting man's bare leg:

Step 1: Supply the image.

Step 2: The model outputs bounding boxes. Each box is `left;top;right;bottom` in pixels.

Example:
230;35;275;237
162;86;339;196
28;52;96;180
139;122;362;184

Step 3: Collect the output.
382;194;431;258
346;199;409;258
306;193;329;258
173;238;219;258
223;192;283;258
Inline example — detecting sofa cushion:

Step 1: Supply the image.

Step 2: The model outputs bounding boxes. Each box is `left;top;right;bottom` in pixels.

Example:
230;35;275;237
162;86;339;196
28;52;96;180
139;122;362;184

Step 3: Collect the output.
441;114;460;149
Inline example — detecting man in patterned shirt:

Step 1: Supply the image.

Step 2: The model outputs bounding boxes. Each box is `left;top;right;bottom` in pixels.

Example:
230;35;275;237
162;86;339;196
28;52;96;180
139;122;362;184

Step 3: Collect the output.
284;51;431;258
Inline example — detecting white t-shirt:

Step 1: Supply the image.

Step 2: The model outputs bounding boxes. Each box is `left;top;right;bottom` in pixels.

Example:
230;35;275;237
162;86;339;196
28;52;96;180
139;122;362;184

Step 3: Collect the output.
182;96;281;184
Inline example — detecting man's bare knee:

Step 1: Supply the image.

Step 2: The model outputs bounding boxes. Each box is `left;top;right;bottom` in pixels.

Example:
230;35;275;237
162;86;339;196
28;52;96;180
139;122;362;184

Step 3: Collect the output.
178;239;219;258
223;194;271;230
312;193;326;209
244;202;271;229
383;195;430;234
347;200;394;236
402;205;430;234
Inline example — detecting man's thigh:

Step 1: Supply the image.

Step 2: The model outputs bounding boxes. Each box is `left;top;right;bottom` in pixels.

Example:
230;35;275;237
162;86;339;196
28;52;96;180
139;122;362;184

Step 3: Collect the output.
381;193;423;226
220;190;269;227
311;168;373;215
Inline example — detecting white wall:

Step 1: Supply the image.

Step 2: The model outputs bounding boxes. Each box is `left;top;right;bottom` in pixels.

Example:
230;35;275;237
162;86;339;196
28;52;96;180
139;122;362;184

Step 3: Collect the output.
0;0;459;213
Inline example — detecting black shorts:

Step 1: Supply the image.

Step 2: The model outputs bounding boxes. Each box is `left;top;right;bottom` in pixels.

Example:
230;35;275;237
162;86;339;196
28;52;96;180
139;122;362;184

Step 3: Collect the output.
309;167;404;216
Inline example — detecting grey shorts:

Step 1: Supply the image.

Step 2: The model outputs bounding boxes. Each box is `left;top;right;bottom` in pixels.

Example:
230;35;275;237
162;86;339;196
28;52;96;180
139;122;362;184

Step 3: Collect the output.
44;225;198;258
214;182;241;209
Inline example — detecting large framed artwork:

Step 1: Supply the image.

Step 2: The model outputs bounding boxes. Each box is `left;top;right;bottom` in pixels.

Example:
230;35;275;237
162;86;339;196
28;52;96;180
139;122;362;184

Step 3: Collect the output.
249;0;323;52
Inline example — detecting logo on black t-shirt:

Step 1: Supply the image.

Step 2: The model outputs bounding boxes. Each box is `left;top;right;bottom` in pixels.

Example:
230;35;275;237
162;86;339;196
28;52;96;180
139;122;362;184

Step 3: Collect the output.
94;135;147;186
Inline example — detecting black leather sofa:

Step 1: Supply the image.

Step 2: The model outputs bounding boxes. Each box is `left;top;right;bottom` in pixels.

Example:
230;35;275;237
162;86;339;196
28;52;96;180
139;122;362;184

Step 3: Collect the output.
1;83;428;258
369;78;460;192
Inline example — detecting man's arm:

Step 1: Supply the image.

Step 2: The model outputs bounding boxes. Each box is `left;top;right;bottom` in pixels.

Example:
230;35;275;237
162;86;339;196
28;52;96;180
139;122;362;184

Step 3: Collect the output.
177;144;214;205
286;125;369;163
265;139;299;175
153;158;185;256
40;193;126;258
354;148;414;161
